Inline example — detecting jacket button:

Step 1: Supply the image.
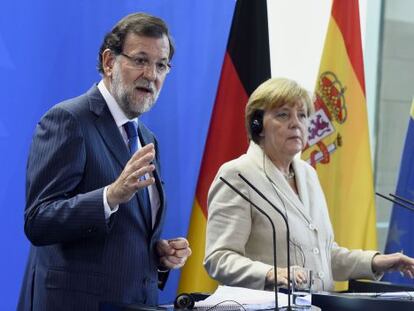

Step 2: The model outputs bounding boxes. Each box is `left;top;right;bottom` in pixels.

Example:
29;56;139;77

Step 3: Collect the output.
309;223;315;230
313;247;320;254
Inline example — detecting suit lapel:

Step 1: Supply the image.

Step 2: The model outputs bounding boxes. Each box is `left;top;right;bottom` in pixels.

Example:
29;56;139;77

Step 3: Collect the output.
248;143;313;223
291;159;311;217
86;85;165;234
87;85;130;169
266;157;312;223
150;168;164;232
137;121;165;233
87;85;151;233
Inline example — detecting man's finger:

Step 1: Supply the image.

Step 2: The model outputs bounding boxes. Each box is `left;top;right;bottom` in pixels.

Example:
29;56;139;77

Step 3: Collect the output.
130;143;155;161
156;239;170;251
173;248;191;258
127;153;155;174
129;165;155;181
168;238;189;249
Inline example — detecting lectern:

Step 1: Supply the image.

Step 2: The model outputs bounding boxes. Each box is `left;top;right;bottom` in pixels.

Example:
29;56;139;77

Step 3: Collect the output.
312;280;414;311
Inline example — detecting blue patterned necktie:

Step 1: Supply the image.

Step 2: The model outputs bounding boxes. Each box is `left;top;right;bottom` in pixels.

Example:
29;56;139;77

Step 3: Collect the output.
123;121;152;228
123;121;138;155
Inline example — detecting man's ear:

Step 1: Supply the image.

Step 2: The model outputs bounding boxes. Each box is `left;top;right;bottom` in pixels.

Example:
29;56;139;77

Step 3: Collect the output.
102;49;115;77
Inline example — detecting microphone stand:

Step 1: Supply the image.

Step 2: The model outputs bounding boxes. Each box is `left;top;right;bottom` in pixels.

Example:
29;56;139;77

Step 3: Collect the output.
238;173;294;311
220;177;280;310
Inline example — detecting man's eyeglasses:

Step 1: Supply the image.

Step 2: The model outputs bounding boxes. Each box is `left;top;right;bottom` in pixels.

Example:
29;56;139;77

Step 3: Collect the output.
119;52;171;75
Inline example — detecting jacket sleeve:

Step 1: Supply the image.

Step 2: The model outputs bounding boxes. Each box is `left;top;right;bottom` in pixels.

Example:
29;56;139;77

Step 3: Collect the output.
24;106;108;246
203;163;273;290
331;243;380;281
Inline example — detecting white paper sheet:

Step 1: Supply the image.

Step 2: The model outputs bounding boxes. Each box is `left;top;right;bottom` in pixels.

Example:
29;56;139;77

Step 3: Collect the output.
194;285;312;310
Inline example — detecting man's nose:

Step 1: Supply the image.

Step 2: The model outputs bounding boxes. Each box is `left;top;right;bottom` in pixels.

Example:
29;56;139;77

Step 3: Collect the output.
142;63;157;81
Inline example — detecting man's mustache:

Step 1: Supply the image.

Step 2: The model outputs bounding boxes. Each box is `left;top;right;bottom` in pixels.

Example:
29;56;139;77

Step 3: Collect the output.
134;79;155;94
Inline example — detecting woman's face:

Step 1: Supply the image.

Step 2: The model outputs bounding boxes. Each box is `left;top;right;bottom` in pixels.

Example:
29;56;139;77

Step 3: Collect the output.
261;99;308;161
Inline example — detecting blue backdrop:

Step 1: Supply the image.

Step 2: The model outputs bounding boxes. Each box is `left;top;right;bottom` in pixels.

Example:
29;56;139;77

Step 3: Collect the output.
0;1;235;308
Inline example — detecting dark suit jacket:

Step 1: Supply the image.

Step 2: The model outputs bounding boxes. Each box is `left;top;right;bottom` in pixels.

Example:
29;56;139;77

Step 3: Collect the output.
18;85;167;311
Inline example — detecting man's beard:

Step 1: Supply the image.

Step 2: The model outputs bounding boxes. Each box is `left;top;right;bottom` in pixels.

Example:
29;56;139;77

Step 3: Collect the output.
110;64;159;119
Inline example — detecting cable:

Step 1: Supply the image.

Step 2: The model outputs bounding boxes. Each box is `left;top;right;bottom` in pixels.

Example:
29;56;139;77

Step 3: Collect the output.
204;299;247;311
262;152;307;268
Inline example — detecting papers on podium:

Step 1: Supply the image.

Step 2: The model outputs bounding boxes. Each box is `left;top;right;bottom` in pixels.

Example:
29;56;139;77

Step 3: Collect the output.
194;285;311;310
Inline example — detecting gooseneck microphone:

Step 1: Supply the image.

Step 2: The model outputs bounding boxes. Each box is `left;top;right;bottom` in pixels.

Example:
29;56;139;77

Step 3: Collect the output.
376;192;414;213
390;193;414;207
238;173;293;311
219;177;280;310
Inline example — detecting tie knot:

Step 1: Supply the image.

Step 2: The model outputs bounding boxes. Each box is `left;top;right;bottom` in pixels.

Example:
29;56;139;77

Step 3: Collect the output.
123;121;138;139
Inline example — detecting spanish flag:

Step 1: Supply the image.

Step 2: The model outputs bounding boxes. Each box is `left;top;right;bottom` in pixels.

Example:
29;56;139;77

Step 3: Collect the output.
178;0;271;293
301;0;377;289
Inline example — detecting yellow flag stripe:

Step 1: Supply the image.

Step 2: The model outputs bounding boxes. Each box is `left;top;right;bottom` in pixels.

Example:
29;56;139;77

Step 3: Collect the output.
178;199;218;293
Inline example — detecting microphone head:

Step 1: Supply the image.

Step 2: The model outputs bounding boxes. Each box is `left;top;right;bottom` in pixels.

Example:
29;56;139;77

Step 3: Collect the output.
174;293;195;309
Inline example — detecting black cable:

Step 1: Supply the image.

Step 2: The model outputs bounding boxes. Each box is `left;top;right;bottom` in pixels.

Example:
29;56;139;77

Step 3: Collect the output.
204;299;247;311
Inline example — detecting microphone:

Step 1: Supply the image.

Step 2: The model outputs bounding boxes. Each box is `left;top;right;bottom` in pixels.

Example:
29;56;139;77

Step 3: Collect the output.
389;193;414;208
219;177;280;310
375;192;414;213
238;173;293;311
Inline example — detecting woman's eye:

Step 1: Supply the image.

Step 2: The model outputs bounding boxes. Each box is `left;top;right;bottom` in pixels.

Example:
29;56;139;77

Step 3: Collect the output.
276;112;288;119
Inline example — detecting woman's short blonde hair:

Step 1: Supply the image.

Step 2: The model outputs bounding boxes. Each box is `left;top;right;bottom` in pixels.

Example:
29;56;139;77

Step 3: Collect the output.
245;77;314;143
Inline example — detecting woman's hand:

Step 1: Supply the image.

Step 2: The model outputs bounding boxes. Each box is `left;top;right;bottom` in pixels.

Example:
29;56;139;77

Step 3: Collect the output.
265;265;307;287
371;252;414;278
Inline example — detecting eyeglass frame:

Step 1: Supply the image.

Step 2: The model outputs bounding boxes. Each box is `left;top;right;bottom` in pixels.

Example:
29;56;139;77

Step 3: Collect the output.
118;52;171;76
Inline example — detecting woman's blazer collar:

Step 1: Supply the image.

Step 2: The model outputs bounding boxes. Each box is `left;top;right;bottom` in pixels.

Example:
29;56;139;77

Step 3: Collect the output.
246;141;313;223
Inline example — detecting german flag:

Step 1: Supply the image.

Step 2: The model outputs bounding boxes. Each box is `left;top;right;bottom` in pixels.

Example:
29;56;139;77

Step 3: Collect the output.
178;0;271;293
302;0;377;290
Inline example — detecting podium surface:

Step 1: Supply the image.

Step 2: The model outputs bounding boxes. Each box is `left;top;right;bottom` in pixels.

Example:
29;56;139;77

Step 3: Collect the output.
312;280;414;311
101;281;414;311
312;292;414;311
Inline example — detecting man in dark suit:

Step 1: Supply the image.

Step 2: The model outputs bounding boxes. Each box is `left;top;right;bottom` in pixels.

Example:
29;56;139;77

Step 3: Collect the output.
18;13;191;311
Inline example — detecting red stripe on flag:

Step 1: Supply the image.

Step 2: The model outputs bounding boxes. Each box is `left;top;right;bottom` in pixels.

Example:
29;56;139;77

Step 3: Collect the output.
331;0;366;94
196;52;249;216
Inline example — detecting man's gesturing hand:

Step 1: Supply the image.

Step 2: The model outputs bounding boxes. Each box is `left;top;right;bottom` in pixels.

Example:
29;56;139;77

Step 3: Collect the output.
107;143;155;208
157;238;192;270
